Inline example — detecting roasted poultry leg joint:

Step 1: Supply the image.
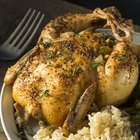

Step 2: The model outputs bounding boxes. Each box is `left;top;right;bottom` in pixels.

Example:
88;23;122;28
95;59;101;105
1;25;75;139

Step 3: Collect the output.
4;6;138;135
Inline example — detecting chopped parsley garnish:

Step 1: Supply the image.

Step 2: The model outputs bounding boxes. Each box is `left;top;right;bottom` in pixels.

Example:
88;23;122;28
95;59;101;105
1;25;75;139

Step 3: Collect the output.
99;46;112;56
58;49;64;56
17;70;22;75
92;55;104;69
40;89;49;97
51;24;57;29
92;62;100;69
117;55;126;61
73;66;83;75
39;121;47;128
46;51;55;60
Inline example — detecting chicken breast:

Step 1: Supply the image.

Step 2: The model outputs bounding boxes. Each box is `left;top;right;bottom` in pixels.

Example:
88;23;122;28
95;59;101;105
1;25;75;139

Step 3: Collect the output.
12;32;105;127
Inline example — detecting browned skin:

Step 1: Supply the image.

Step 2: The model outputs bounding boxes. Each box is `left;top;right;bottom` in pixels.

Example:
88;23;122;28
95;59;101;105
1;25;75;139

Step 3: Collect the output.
12;32;106;127
4;6;138;135
4;6;133;86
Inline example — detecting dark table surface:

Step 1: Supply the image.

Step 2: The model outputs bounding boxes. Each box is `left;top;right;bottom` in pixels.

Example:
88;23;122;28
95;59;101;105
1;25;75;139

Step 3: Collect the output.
0;0;140;139
68;0;140;25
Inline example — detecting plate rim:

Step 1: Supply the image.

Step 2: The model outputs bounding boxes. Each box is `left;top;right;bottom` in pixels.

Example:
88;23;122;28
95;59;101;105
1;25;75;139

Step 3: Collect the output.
0;83;13;140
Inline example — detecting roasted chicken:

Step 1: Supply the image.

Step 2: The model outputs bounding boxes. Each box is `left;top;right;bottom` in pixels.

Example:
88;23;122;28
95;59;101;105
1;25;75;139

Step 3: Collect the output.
4;6;138;135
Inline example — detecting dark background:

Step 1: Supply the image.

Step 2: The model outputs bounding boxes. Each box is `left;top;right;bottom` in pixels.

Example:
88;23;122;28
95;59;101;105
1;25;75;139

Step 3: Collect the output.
68;0;140;25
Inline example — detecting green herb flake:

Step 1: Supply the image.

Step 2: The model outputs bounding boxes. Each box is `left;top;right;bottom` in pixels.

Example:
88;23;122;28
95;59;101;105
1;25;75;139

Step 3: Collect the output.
73;66;83;75
58;49;64;56
51;24;57;29
46;51;55;60
39;121;47;128
40;89;49;97
117;55;126;61
92;62;100;69
91;55;104;69
75;34;83;38
99;46;112;56
17;70;22;75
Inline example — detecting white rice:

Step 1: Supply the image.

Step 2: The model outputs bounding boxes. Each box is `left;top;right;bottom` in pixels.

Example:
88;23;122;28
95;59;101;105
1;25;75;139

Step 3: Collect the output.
33;106;136;140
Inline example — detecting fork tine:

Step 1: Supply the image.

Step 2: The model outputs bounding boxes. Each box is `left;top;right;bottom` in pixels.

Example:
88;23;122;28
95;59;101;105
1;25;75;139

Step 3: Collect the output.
6;8;32;43
10;9;36;47
16;11;43;50
19;14;45;53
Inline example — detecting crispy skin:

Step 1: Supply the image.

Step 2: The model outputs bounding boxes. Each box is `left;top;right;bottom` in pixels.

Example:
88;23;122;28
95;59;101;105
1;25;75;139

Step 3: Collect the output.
12;33;103;127
97;42;138;107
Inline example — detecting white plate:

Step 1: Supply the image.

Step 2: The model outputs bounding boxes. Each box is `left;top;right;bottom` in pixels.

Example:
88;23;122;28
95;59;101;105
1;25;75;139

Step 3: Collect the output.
1;30;140;140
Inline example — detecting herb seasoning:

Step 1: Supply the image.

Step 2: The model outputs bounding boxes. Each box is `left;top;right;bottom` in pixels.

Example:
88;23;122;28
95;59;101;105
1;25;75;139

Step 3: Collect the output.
46;51;55;60
117;55;126;61
40;89;49;97
39;121;47;128
92;62;100;69
99;46;111;56
73;66;83;75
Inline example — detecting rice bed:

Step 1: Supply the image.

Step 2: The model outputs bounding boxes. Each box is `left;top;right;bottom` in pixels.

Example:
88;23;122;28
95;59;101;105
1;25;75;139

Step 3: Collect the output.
33;106;136;140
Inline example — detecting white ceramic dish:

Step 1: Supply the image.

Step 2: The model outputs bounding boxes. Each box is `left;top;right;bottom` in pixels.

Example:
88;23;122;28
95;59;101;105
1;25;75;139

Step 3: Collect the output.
1;29;140;140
